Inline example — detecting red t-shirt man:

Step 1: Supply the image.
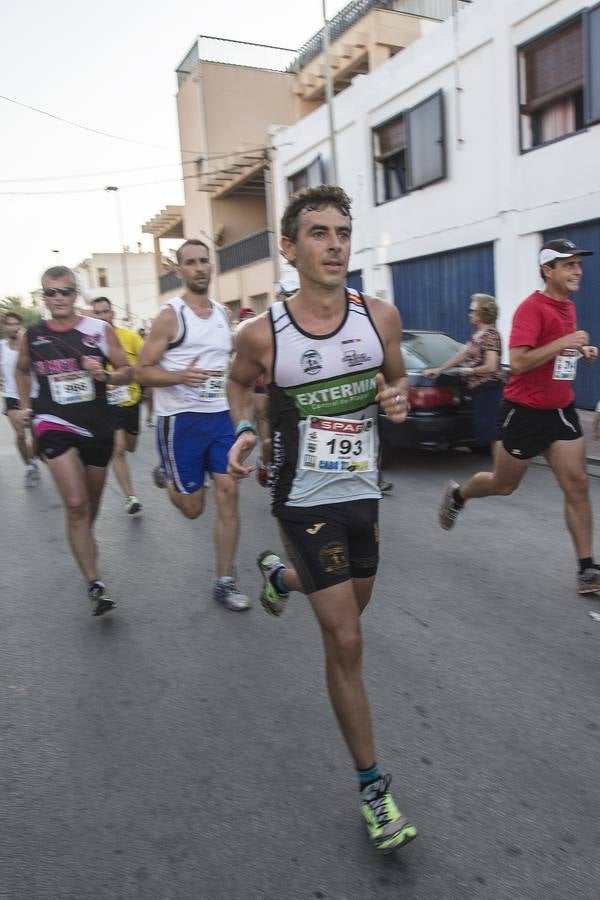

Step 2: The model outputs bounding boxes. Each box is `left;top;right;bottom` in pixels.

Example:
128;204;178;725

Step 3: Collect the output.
504;290;578;409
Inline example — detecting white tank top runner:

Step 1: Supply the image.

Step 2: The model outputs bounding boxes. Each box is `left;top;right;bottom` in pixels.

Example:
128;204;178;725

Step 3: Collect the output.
153;297;232;417
1;339;18;398
269;290;384;510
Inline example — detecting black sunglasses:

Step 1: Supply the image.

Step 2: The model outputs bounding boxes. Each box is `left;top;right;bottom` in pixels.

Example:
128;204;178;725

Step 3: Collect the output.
42;287;77;298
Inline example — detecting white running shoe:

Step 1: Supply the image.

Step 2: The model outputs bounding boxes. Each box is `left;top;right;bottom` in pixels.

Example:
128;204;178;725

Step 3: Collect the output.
125;495;143;516
213;577;251;611
24;462;39;488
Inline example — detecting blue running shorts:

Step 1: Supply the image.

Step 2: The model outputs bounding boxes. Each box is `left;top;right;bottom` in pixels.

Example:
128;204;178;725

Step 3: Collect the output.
157;410;235;494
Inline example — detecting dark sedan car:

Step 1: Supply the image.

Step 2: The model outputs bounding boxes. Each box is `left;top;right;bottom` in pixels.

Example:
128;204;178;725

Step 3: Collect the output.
379;329;502;454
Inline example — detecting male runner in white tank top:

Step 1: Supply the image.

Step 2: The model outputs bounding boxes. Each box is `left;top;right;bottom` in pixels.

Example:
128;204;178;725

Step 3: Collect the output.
136;239;249;611
227;185;418;852
1;311;39;487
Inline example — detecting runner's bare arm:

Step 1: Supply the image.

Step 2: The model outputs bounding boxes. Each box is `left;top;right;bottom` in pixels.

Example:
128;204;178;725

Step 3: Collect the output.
367;297;410;424
104;325;132;385
135;308;212;387
15;336;32;424
510;330;589;374
227;317;272;478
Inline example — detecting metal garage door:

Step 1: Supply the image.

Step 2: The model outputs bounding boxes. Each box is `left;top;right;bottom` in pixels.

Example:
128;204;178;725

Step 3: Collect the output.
544;220;600;410
391;243;496;343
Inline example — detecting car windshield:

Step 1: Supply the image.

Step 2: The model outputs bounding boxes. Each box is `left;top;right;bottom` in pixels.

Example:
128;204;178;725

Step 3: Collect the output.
401;332;465;370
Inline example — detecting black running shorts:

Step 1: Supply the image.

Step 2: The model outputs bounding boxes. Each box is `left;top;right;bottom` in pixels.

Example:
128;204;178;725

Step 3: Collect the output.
38;430;114;468
499;400;582;460
276;499;379;594
110;402;140;436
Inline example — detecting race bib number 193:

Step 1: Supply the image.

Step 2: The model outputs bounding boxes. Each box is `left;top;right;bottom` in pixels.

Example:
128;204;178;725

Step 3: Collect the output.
300;415;375;473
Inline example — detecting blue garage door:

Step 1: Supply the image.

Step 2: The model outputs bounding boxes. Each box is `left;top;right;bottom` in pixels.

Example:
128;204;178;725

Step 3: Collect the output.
543;220;600;410
346;269;363;293
391;243;495;343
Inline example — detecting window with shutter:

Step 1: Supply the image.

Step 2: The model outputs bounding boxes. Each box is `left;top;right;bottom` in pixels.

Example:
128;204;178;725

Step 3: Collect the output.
586;2;600;125
373;114;408;203
287;156;324;196
519;15;586;151
523;20;583;114
372;91;446;204
407;91;445;191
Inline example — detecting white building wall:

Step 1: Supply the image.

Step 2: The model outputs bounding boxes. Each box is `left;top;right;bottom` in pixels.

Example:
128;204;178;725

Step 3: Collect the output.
272;0;600;347
73;252;159;327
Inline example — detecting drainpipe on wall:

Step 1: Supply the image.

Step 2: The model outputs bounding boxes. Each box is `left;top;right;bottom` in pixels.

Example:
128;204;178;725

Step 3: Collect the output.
264;144;280;285
452;0;465;148
322;0;339;184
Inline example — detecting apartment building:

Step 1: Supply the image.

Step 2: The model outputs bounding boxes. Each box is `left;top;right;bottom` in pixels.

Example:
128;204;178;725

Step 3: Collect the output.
73;251;159;328
272;0;600;408
146;1;467;317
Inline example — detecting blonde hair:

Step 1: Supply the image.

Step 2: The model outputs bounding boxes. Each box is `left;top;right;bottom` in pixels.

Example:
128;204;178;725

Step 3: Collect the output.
471;293;498;325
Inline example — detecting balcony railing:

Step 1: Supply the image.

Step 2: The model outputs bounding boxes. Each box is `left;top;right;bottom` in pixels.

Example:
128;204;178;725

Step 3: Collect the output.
159;270;182;294
218;230;271;274
292;0;469;71
176;36;296;87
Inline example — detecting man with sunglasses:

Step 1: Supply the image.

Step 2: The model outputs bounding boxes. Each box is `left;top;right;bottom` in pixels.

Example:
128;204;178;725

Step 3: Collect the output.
15;266;132;615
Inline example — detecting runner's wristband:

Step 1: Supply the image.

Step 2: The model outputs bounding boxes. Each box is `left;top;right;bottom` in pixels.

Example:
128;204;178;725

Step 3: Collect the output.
235;420;257;437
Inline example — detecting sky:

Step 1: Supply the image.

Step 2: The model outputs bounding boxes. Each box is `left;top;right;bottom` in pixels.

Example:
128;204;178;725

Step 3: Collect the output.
0;0;349;300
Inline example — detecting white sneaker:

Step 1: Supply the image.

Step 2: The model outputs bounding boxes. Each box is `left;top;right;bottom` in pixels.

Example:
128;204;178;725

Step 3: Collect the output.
24;462;39;488
213;577;251;611
125;495;143;516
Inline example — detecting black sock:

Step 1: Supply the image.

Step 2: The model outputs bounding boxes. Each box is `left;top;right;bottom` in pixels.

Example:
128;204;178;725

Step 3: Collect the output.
579;557;593;573
452;487;465;508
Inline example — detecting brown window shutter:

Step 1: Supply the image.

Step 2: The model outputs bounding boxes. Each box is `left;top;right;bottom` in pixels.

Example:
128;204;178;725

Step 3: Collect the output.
523;19;583;113
375;116;406;159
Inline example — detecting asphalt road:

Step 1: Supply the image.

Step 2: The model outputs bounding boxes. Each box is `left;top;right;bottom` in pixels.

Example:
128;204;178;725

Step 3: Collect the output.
2;415;600;900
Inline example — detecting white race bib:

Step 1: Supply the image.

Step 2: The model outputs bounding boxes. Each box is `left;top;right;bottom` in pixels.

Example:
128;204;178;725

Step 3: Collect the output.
198;375;226;401
553;350;578;381
106;385;131;405
179;375;226;404
300;415;375;473
49;371;95;405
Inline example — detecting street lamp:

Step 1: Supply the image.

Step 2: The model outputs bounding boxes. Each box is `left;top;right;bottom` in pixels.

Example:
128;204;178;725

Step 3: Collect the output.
105;185;131;322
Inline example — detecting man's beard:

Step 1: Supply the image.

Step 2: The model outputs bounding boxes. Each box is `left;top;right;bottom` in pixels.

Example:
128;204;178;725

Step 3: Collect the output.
188;282;208;295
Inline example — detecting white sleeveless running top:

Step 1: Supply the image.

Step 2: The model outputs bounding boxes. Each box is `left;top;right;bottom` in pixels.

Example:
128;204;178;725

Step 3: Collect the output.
153;297;232;416
1;339;18;398
268;289;384;511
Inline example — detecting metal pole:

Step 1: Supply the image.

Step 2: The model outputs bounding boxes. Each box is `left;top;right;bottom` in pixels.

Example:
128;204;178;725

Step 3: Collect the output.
105;186;132;322
322;0;339;185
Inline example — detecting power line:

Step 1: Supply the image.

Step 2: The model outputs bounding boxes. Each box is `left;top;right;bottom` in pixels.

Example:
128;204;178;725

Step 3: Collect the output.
0;145;270;184
0;162;182;184
0;154;268;196
0;93;268;159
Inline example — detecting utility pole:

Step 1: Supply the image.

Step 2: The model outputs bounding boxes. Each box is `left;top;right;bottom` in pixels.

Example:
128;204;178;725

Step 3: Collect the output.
105;186;132;322
322;0;339;185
